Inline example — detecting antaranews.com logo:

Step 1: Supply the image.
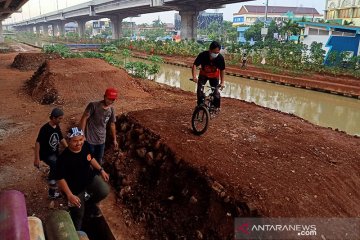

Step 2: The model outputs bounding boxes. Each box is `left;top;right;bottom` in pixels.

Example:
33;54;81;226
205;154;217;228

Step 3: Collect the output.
236;222;316;238
235;218;360;240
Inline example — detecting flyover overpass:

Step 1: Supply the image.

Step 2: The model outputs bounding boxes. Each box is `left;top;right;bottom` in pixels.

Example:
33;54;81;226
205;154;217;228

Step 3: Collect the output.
0;0;28;42
5;0;253;40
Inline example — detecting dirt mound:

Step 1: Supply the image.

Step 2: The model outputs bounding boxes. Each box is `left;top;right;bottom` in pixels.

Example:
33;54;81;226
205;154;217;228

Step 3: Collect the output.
24;58;150;105
103;99;360;238
106;114;245;239
11;53;61;70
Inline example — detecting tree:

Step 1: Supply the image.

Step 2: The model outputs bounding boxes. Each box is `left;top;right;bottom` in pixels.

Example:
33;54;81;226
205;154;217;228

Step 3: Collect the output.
244;20;279;41
152;18;165;28
280;20;302;41
140;19;166;40
244;22;263;41
197;21;238;43
222;21;238;42
309;42;326;67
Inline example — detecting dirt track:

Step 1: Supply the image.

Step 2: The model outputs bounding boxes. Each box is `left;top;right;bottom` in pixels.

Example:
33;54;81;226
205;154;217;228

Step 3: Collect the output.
0;45;360;239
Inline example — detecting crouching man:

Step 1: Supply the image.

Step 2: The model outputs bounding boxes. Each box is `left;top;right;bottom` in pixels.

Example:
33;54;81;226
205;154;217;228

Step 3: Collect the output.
56;127;110;230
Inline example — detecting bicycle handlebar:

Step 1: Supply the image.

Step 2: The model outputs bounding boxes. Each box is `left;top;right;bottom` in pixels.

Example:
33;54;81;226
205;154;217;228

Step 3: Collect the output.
189;78;225;90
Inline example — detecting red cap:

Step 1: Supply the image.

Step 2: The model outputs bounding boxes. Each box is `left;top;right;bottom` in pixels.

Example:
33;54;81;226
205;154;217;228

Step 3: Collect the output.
105;88;118;100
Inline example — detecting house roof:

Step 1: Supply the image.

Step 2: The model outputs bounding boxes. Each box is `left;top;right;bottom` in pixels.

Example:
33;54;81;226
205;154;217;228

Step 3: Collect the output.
298;22;360;34
236;5;321;16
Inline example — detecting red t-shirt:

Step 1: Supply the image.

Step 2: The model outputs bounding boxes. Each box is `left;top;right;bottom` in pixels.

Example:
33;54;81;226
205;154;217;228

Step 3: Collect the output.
194;51;225;79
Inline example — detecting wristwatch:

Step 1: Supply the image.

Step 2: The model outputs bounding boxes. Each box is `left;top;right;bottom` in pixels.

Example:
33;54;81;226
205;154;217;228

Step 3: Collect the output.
98;167;103;173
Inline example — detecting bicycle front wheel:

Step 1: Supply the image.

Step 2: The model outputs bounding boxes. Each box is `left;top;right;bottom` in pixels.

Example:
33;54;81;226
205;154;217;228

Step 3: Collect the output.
191;106;210;135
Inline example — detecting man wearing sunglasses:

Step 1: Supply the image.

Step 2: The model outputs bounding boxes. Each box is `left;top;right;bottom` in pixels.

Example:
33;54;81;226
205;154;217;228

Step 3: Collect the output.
80;88;118;166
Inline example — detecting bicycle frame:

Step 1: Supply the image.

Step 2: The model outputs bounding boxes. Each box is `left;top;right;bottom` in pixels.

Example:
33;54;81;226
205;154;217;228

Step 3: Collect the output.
190;78;223;135
199;84;219;117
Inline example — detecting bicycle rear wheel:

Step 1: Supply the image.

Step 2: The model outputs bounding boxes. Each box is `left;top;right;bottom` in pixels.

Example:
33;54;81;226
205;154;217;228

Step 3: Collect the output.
191;106;210;135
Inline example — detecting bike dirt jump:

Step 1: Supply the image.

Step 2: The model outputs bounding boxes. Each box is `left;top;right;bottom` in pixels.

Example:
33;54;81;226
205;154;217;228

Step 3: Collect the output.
0;48;360;239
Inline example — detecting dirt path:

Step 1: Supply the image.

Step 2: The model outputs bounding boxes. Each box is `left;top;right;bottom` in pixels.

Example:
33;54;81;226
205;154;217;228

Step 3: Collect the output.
1;48;360;239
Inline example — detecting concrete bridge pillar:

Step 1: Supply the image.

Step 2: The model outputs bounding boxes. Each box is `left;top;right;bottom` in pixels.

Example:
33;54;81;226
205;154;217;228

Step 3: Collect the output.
27;26;32;33
55;22;65;36
35;25;40;36
179;10;198;40
51;22;62;36
0;21;4;43
76;19;86;38
110;16;123;40
50;24;55;36
42;24;49;36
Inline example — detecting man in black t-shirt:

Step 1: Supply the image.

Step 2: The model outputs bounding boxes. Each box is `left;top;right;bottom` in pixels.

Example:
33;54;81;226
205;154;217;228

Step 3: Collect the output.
192;41;226;109
34;108;68;199
56;127;110;230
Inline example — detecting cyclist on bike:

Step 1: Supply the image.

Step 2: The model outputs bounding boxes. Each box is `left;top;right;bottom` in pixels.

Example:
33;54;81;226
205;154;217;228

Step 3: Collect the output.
192;41;225;111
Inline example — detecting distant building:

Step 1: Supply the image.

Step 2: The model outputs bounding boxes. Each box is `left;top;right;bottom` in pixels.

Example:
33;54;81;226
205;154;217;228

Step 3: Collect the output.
299;22;360;64
174;11;223;31
164;23;175;33
233;5;323;26
237;26;250;42
137;22;174;32
64;22;78;33
325;0;360;26
91;20;110;36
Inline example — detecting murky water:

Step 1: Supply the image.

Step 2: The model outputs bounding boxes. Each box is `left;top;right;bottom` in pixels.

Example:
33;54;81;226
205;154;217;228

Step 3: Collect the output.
15;38;360;135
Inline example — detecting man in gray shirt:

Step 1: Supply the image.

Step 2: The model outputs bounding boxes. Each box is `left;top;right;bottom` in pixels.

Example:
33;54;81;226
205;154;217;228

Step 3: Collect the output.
80;88;118;165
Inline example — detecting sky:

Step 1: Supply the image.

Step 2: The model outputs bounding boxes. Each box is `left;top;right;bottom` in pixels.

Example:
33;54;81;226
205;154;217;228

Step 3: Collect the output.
4;0;326;25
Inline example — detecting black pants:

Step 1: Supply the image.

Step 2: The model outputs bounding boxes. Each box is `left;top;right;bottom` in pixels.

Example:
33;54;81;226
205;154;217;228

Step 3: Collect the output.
197;75;221;108
43;154;57;182
241;60;247;68
69;175;110;230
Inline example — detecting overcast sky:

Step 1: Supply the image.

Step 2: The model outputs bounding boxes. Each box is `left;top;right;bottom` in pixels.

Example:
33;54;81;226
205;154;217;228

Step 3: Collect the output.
4;0;326;24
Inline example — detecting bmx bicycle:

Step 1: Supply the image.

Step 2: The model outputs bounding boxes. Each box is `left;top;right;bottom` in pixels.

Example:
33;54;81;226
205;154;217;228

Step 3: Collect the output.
190;78;223;135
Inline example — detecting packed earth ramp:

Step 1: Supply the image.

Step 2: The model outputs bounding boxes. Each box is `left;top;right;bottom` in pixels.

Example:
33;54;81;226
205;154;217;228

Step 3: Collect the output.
24;58;150;105
109;100;360;219
11;52;61;71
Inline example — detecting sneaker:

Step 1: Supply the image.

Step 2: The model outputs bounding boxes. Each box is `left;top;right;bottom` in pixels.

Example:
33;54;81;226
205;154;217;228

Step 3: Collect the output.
84;192;91;201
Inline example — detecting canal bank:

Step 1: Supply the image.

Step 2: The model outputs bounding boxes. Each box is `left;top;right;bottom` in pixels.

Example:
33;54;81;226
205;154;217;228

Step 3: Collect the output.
131;51;360;100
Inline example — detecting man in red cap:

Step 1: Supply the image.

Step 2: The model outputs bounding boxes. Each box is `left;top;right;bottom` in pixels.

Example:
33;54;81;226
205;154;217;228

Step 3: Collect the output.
80;88;118;166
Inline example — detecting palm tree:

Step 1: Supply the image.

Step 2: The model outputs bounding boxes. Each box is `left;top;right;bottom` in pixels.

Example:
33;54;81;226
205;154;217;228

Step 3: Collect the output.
280;20;301;41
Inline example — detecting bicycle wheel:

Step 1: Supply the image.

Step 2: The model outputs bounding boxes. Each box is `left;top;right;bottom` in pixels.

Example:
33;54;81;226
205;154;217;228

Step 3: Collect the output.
191;106;210;135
